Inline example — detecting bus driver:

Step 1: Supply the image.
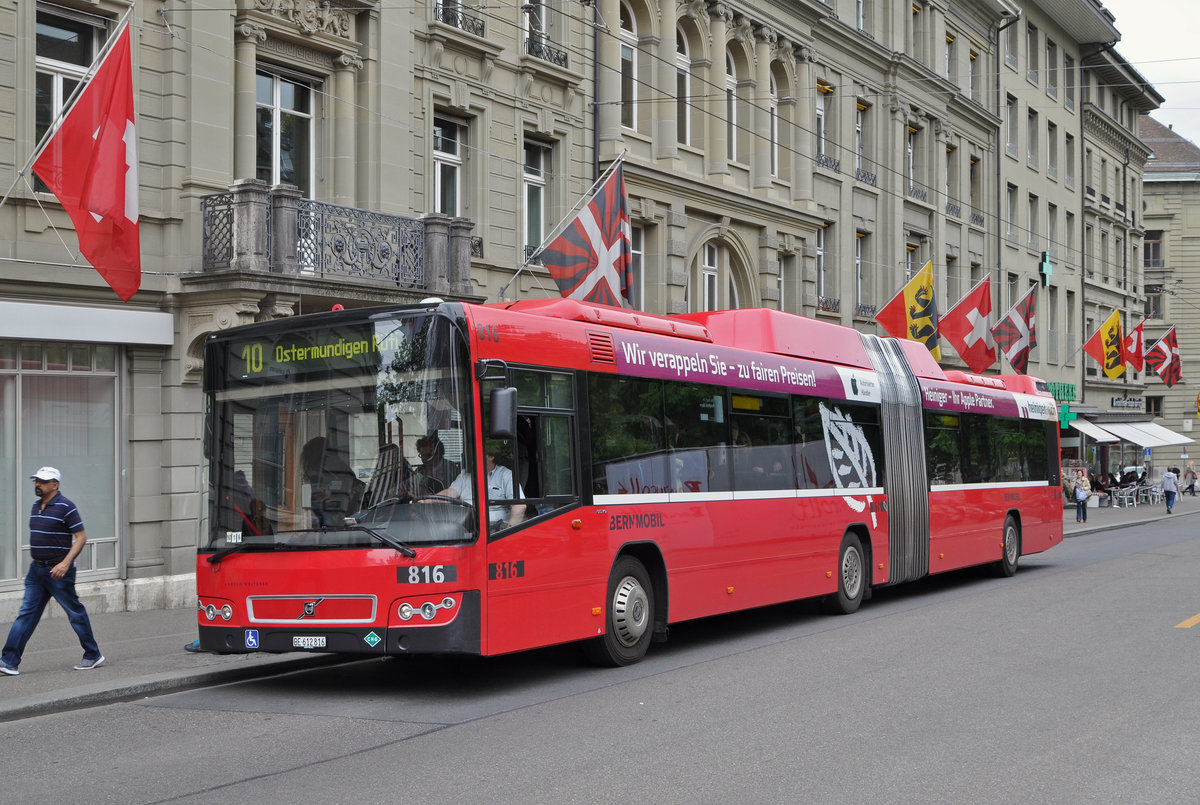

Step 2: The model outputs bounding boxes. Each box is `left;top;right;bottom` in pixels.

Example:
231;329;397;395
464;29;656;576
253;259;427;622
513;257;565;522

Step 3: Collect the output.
431;442;525;528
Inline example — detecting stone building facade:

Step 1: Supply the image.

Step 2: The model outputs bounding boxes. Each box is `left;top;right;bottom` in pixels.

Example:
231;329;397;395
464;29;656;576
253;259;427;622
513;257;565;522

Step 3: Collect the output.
0;0;1167;615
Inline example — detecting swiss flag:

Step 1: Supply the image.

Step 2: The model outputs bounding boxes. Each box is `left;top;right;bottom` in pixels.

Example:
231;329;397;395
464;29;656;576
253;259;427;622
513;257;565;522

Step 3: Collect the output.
1123;321;1145;372
32;24;140;302
940;276;996;375
540;163;632;307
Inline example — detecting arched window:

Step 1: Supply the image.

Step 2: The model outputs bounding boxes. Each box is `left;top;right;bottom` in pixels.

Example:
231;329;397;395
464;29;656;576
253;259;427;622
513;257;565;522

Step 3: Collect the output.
676;30;691;146
620;2;637;130
769;74;779;177
689;240;746;312
725;54;737;161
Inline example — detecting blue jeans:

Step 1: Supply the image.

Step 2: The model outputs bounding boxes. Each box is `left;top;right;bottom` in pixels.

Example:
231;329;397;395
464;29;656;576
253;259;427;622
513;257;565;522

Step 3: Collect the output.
1;562;100;668
1075;498;1088;521
1165;490;1177;511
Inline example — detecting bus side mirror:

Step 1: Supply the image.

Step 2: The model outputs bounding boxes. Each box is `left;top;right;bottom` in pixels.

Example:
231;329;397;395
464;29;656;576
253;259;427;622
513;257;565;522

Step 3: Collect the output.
489;387;517;440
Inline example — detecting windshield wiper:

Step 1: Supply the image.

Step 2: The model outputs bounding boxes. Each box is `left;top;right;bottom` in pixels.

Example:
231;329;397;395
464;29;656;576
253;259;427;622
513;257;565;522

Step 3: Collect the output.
206;541;285;565
346;524;417;558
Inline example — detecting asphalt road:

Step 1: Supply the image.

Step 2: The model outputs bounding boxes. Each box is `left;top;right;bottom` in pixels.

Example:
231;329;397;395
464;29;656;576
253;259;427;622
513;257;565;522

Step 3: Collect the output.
5;520;1200;804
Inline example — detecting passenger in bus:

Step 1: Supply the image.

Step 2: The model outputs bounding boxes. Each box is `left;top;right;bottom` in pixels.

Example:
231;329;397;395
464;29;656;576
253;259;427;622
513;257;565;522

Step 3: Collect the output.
300;437;366;526
431;443;526;528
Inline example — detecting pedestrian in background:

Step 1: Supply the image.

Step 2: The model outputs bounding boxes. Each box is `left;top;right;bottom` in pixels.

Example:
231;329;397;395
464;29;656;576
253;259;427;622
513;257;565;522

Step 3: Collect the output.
0;468;104;676
1161;466;1179;514
1184;463;1197;496
1073;468;1091;524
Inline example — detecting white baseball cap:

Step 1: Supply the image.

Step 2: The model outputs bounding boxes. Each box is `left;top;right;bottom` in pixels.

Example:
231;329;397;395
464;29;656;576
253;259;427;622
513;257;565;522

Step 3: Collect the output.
30;467;61;482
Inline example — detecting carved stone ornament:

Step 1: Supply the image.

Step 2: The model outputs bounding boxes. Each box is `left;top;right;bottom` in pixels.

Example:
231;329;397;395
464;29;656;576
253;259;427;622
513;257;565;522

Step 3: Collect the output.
235;22;268;43
334;52;363;71
254;0;353;39
756;25;777;50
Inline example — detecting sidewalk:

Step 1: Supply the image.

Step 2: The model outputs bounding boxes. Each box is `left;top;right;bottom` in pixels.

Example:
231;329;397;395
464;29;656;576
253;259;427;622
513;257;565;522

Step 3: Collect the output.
1062;488;1200;537
0;606;342;722
1;497;1194;721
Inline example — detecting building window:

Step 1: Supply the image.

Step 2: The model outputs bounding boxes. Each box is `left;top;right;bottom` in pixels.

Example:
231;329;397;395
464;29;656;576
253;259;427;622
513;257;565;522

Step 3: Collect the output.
969;50;981;102
726;54;738;162
1026;23;1039;84
256;70;315;197
523;140;550;260
1145;230;1163;267
1065;133;1075;187
35;10;106;193
433;116;465;216
1006;184;1018;242
769;75;779;177
1006;95;1018;155
855;232;867;306
702;242;719;311
816;226;826;298
1064;54;1075;109
1028;194;1039;250
1048;202;1058;257
855;103;867;171
676;31;690;146
629;225;644;309
1046;40;1058;97
1145;289;1163;319
1004;21;1018;68
619;2;636;130
1146;396;1164;418
910;1;926;64
945;33;956;81
0;340;120;582
1047;121;1058;179
815;82;832;158
1027;108;1038;167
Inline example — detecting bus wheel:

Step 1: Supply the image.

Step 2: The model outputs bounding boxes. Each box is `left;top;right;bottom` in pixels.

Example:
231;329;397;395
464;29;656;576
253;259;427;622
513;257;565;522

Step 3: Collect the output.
825;532;865;615
584;556;654;667
992;516;1020;578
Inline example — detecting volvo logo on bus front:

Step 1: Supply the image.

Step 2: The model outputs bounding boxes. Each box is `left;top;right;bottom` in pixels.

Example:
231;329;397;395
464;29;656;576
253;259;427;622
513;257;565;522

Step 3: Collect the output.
298;598;324;619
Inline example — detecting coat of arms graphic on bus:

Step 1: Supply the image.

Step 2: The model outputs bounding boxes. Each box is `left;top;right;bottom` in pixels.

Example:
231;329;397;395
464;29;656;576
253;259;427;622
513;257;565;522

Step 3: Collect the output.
819;402;878;526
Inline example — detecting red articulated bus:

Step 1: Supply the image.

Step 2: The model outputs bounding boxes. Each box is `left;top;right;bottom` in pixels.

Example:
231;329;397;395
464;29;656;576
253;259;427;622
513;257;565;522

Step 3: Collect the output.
197;298;1062;665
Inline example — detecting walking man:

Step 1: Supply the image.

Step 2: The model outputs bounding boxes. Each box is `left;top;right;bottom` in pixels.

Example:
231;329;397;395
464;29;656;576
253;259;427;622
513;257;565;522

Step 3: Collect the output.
1161;466;1179;515
0;467;104;676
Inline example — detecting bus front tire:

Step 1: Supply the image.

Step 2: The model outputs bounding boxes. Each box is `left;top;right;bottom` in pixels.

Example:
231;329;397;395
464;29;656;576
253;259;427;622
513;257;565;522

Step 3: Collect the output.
824;532;866;615
584;556;654;667
991;516;1020;578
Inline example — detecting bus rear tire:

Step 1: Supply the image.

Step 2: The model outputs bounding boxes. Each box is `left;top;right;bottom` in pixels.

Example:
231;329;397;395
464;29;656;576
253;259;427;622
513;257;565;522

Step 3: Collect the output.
992;516;1020;578
584;556;654;667
824;532;865;615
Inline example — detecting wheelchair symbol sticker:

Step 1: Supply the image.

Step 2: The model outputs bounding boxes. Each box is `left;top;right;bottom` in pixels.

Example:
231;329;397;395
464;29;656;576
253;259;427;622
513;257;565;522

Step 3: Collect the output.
245;629;259;649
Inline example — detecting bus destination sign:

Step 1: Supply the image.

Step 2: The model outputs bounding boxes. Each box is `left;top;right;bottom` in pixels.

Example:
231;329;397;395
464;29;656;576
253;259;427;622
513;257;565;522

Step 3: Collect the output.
229;327;402;380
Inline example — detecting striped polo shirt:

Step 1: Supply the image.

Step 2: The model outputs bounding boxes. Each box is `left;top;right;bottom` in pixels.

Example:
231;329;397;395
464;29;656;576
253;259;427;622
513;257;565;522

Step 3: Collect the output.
30;493;84;561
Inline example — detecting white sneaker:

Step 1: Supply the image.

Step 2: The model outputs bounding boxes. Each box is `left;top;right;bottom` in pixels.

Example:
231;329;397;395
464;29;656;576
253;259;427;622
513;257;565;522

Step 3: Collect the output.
73;655;105;671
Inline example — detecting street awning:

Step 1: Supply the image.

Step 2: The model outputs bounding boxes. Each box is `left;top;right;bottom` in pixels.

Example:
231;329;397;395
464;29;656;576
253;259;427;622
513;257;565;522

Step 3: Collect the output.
1099;422;1194;448
1070;420;1119;442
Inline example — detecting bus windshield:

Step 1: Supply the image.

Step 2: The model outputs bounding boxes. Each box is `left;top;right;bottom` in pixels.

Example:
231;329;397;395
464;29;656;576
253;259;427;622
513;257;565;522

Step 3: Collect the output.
201;309;476;553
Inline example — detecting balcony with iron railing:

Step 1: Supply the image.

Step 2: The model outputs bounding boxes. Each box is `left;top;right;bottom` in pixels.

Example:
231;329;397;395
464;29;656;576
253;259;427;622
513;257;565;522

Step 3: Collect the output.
855;303;877;318
816;152;840;172
435;2;486;37
526;35;568;68
200;180;475;296
817;295;841;314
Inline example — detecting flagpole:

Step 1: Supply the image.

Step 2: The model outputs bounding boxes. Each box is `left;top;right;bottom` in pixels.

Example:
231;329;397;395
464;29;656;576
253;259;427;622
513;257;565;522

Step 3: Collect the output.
497;151;626;300
0;8;136;214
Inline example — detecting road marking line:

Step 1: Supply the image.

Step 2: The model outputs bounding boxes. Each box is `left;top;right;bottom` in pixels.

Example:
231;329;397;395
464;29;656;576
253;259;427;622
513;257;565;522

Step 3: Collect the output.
1175;613;1200;629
